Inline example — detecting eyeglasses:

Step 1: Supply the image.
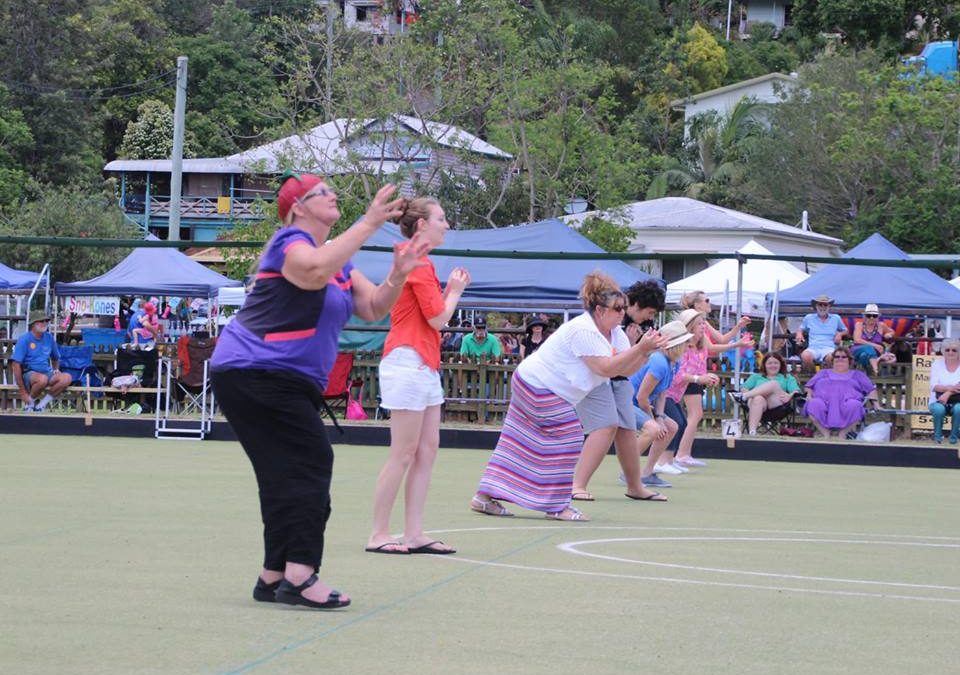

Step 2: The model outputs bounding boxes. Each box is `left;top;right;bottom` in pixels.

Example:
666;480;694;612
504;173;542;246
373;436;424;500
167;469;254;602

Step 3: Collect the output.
832;354;849;359
944;348;958;353
607;304;626;313
817;303;831;308
299;187;334;204
864;313;878;318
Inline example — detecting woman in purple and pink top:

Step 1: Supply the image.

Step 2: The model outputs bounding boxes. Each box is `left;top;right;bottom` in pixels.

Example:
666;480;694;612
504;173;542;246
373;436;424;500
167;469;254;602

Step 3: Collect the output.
211;173;428;610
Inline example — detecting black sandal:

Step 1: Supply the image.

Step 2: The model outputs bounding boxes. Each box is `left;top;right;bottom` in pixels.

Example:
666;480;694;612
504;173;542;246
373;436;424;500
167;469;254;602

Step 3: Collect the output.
253;576;282;603
275;574;351;610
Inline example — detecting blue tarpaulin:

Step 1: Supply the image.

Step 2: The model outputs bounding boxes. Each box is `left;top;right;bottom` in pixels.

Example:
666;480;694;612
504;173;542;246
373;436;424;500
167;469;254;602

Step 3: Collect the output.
0;261;43;290
55;246;242;298
353;218;661;309
773;233;960;315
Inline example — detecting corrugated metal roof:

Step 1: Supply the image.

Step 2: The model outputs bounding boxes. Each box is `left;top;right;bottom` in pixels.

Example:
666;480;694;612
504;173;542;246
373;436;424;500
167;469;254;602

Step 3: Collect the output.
563;197;844;245
104;114;511;174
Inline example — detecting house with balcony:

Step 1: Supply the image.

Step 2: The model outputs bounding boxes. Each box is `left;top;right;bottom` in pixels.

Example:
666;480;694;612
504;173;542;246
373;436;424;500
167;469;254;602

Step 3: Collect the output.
104;114;512;241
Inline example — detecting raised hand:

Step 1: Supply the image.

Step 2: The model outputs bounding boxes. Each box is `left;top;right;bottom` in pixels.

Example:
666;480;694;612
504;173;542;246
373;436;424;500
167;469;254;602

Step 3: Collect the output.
446;267;471;293
638;328;667;354
390;231;431;279
364;184;406;229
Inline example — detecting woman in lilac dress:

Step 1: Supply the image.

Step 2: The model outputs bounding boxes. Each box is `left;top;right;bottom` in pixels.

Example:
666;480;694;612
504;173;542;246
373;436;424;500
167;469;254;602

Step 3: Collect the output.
803;347;881;438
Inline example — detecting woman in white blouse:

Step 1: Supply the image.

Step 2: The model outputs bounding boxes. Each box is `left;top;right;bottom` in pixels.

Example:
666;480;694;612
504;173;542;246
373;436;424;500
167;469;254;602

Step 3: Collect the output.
470;272;664;521
928;338;960;444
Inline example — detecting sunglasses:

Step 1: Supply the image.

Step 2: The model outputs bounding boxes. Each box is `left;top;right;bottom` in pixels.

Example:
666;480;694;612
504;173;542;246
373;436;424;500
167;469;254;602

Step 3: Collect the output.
832;354;849;359
299;187;334;204
864;313;879;318
816;303;832;308
944;348;958;353
607;304;626;313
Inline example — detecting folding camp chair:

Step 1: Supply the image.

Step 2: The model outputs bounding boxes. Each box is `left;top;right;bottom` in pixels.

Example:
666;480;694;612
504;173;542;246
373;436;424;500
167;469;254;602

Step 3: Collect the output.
734;392;807;436
172;335;216;415
323;352;364;417
58;345;103;388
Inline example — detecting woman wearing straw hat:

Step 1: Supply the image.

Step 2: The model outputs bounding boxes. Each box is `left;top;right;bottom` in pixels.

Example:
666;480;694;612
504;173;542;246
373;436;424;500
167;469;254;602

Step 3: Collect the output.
211;174;427;610
470;272;665;521
663;308;721;467
630;320;695;489
852;304;895;375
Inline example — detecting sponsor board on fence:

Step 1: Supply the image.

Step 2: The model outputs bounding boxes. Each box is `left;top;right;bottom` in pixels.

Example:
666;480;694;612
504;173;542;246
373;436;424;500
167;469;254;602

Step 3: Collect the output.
909;354;936;431
64;296;120;317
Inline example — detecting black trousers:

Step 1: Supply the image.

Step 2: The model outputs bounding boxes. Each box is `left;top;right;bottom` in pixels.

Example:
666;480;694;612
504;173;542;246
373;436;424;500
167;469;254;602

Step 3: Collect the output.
212;368;333;572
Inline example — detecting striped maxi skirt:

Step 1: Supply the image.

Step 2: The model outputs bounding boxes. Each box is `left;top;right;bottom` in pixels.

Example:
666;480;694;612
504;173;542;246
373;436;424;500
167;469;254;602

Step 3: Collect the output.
476;373;585;513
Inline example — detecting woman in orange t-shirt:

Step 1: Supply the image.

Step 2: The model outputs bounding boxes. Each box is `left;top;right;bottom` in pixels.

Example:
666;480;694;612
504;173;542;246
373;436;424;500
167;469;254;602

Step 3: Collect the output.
367;197;470;555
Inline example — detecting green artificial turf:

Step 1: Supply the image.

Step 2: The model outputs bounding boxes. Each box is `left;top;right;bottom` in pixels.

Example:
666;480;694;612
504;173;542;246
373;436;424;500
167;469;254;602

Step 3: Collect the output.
2;435;957;675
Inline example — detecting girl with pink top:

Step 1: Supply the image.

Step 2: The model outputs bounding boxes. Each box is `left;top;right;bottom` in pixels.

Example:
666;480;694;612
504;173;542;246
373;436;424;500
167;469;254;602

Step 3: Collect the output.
663;309;721;469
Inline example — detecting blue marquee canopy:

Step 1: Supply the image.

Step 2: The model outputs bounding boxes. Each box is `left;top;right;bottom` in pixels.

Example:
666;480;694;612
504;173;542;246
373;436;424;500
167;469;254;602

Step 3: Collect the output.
773;233;960;315
55;246;242;298
353;218;661;309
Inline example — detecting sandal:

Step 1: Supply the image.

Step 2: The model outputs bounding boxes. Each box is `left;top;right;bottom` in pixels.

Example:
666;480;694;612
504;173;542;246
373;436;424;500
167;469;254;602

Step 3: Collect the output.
571;491;594;501
253;576;282;603
275;574;351;610
470;496;514;517
545;506;590;521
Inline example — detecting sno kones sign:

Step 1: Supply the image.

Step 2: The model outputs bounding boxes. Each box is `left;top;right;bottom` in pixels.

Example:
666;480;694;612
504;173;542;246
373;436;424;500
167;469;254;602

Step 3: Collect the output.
64;296;120;316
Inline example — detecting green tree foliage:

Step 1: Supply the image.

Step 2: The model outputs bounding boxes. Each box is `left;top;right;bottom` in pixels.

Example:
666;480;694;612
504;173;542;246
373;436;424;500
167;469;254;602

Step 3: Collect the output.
0;84;33;206
739;51;960;252
576;214;635;252
0;184;141;282
119;100;197;159
682;23;728;92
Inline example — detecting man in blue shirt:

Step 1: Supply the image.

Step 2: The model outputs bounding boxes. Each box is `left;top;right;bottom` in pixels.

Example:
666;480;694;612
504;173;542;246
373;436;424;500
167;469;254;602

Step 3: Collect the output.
795;294;847;371
11;310;72;411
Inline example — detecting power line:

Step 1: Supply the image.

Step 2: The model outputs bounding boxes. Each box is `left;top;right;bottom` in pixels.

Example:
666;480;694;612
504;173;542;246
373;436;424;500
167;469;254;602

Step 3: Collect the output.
1;69;177;101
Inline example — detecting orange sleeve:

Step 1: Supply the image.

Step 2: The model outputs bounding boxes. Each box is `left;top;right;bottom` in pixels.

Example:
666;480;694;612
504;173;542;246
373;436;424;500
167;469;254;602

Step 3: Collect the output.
407;263;445;321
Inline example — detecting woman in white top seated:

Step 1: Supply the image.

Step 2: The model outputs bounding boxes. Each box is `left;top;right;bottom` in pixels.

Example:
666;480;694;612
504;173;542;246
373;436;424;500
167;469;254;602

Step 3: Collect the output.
928;338;960;444
470;272;664;521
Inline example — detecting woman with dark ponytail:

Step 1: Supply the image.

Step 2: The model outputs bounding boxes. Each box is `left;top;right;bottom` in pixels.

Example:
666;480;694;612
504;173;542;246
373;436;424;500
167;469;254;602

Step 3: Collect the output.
367;197;470;554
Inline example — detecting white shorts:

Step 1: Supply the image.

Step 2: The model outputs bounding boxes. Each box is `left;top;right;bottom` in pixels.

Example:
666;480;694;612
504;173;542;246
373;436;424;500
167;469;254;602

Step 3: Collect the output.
805;345;835;362
378;346;444;411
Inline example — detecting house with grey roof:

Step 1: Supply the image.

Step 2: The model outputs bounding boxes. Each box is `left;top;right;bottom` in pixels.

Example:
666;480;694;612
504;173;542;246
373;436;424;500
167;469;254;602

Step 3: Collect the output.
104;114;512;241
562;197;844;283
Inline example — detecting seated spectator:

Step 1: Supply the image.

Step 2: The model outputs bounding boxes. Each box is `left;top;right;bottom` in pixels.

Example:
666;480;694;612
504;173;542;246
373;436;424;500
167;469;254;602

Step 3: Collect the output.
441;319;464;352
851;303;896;374
803;346;880;438
519;317;548;360
795;294;847;371
738;352;801;436
11;310;72;412
459;316;502;361
928;338;960;444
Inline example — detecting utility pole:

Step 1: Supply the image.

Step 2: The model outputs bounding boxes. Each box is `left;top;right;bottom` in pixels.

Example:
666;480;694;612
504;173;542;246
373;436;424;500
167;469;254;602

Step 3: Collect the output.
169;56;188;242
726;0;733;40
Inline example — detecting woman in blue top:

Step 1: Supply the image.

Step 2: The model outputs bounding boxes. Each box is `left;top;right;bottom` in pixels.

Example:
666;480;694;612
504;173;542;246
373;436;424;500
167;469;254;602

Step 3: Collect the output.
738;352;801;436
630;321;693;489
211;173;428;610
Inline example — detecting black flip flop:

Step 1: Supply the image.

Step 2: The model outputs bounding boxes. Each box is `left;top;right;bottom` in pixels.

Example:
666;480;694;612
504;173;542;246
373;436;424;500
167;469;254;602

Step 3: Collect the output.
408;540;456;555
625;492;667;502
365;541;410;555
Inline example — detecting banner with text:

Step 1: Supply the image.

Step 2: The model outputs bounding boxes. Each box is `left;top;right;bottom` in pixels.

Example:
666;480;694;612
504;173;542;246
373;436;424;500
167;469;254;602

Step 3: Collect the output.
64;296;120;317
